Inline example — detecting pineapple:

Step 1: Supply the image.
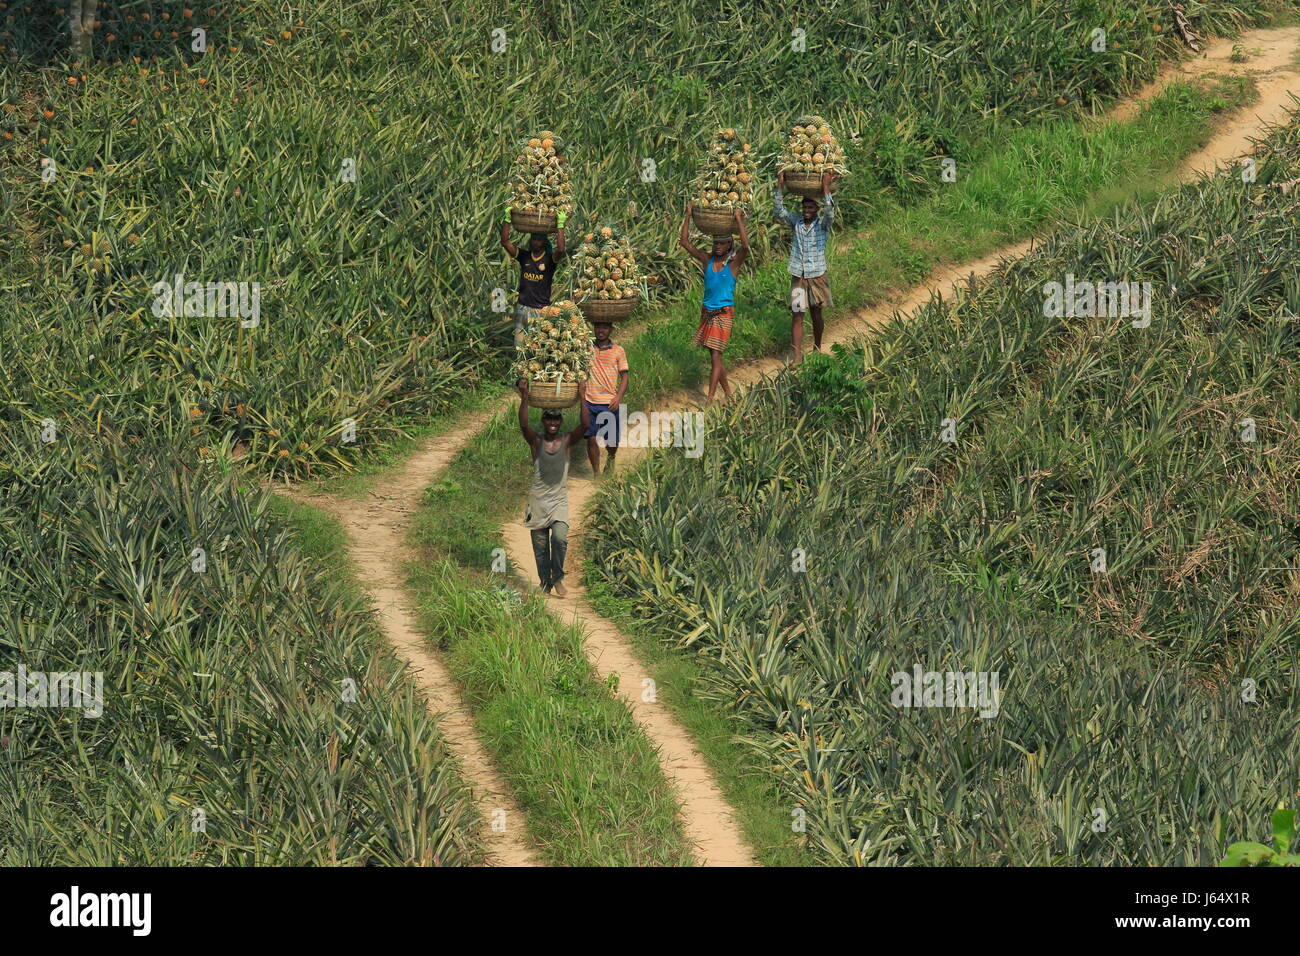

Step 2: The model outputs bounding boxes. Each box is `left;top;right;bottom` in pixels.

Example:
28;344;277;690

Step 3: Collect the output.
692;127;756;211
573;225;642;304
779;114;849;182
513;299;593;384
508;131;572;216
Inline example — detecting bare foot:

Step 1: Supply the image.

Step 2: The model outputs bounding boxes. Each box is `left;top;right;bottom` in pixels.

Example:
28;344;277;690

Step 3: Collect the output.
551;580;568;598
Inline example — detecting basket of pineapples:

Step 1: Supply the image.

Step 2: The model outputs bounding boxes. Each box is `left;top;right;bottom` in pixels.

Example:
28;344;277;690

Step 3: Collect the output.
514;300;593;408
691;127;754;237
779;115;848;197
509;131;571;235
574;225;643;322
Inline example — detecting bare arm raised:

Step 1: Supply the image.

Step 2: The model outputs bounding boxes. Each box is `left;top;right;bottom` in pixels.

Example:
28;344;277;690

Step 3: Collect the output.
678;202;709;267
516;379;538;447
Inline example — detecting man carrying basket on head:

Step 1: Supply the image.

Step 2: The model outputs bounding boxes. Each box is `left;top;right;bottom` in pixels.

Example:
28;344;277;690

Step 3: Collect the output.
499;207;568;345
774;169;837;364
516;379;589;598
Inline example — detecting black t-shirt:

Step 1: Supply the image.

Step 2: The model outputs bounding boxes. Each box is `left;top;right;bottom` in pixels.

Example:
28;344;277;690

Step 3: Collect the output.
517;249;556;309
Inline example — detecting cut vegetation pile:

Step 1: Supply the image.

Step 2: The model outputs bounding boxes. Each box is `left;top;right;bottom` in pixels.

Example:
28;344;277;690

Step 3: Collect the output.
586;112;1300;866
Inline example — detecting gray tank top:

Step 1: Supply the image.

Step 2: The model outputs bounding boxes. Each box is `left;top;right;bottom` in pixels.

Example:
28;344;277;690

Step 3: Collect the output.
524;438;569;529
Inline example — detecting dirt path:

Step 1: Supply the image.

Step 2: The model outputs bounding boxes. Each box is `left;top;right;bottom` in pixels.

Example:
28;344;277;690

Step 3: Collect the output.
281;399;539;868
1109;25;1300;126
1113;25;1300;176
499;244;1033;869
498;25;1300;867
280;24;1299;868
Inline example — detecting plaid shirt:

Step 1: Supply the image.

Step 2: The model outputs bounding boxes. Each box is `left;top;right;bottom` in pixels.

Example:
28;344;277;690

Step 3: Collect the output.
773;190;835;278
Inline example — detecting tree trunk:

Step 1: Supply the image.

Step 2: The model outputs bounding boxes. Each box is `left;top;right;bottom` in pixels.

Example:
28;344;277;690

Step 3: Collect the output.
69;0;98;57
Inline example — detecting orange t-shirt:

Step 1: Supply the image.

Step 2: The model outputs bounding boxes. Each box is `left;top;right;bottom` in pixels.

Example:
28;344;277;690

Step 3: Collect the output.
586;343;628;405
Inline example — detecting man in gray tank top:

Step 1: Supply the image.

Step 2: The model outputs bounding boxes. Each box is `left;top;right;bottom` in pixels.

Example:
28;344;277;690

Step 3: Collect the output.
517;379;590;597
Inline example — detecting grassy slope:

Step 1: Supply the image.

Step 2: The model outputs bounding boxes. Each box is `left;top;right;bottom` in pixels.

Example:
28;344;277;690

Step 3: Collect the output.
408;78;1258;865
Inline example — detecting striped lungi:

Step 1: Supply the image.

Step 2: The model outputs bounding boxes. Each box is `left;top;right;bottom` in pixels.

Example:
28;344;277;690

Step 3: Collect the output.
693;304;734;352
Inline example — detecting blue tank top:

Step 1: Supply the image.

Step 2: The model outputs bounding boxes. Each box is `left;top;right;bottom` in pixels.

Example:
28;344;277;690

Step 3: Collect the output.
702;255;736;309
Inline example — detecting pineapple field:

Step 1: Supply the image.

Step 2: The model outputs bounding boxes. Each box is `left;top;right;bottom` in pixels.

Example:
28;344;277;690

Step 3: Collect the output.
0;0;1297;879
1;0;1280;475
585;111;1300;866
0;424;480;864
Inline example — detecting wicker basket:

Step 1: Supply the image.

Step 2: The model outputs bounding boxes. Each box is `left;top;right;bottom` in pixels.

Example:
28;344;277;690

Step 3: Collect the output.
579;297;637;322
782;171;825;198
510;207;558;234
692;205;738;237
527;379;579;409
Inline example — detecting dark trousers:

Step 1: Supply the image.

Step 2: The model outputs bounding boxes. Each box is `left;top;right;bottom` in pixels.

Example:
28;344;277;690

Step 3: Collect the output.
530;520;569;590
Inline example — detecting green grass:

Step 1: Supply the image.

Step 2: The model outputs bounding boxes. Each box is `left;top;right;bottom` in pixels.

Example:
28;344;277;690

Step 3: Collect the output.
583;567;810;867
406;558;693;866
265;492;369;606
